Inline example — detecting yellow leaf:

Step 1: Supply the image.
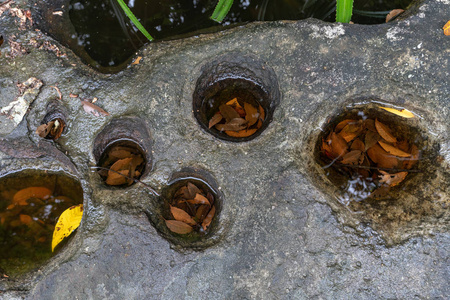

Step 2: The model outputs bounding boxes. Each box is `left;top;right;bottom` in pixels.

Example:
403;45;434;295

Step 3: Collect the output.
52;204;83;252
379;107;414;118
444;20;450;36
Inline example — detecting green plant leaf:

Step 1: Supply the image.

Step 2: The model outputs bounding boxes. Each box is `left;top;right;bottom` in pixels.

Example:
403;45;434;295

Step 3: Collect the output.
336;0;354;23
115;0;154;41
211;0;234;23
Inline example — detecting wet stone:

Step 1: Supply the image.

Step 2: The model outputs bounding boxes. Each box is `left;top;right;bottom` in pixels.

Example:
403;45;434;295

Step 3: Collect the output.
0;0;449;299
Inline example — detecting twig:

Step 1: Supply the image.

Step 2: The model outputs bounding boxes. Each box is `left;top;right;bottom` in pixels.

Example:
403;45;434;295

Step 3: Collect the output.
90;166;160;196
333;163;422;173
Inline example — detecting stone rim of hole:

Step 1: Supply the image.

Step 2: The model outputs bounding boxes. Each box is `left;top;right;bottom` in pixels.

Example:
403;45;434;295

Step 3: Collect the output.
93;116;153;187
193;52;280;142
303;99;446;245
146;167;226;250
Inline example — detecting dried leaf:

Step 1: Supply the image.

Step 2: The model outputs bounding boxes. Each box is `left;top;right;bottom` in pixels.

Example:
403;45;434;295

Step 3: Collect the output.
338;122;362;142
375;119;397;143
19;214;32;225
385;9;404;22
187;193;210;205
165;219;193;234
109;157;133;173
215;118;247;131
13;187;52;205
329;132;348;158
244;102;259;127
170;205;197;226
202;205;216;231
225;98;242;109
52;204;83;251
380;106;414;118
444;20;450;36
208;113;223;128
81;100;110;117
396;140;410;153
258;105;265;121
132;56;142;65
105;170;129;185
108;148;132;159
341;150;363;165
219;104;240;122
351;139;365;152
195;204;210;223
378;141;411;158
378;171;408;187
206;192;215;206
363;119;377;132
225;128;257;138
36;121;54;138
369;185;390;199
335;119;356;132
187;182;201;199
367;144;398;169
364;130;381;151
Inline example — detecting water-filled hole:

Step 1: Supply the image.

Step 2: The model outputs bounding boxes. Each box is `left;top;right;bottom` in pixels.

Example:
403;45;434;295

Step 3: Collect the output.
96;140;146;187
193;54;279;142
315;105;430;204
0;170;83;278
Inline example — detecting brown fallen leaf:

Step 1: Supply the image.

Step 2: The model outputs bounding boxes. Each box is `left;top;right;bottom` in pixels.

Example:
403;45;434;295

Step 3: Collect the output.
132;56;142;65
170;205;197;226
364;130;381;151
225;98;242;109
350;139;365;152
219;104;240;122
338;122;363;143
36;119;65;140
363;119;377;132
244;102;259;127
225;128;257;138
215;117;247;131
386;9;404;22
444;20;450;36
187;182;201;199
20;214;32;225
375;119;397;143
404;145;419;169
81;100;110;117
378;171;408;187
195;204;210;223
187;193;210;205
378;141;411;158
341;150;363;165
105;170;129;185
369;185;391;199
335;119;355;132
165;219;193;234
329;132;348;158
208;112;223;128
202;205;216;231
13;187;52;205
367;144;398;169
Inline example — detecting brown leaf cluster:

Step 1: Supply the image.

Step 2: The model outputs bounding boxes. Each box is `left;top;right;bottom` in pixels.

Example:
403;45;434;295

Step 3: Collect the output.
165;182;216;234
321;118;420;198
98;145;145;186
208;98;264;138
35;118;65;140
0;186;76;247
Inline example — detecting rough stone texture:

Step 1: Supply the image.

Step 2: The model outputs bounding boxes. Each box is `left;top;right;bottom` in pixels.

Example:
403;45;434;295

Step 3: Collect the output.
0;0;449;299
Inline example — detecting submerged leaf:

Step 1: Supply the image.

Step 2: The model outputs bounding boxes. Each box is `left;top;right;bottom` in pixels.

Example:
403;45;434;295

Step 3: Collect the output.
52;204;83;251
367;144;398;169
13;187;52;205
208;113;223;128
375;119;397;143
202;205;216;231
378;171;408;187
225;128;257;138
244;102;259;127
219;104;240;122
165;219;193;234
170;205;197;226
378;141;411;158
187;193;210;205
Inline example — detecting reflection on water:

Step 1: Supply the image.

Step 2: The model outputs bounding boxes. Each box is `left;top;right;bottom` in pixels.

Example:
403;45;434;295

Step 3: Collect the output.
69;0;412;68
0;171;83;277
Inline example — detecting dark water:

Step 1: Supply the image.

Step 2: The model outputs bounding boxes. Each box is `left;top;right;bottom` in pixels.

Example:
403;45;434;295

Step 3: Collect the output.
0;171;83;277
69;0;412;69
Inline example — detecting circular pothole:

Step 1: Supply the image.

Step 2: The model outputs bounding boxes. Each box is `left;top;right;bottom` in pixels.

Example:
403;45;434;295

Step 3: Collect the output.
149;168;223;249
35;107;66;141
312;102;445;242
193;53;280;142
0;170;83;278
93;117;152;187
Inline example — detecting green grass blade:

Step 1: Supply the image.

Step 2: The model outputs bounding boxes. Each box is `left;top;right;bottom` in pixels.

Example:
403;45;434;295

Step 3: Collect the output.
115;0;154;41
211;0;234;23
336;0;354;23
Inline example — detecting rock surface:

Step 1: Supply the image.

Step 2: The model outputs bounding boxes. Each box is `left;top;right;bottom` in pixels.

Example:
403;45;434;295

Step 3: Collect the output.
0;0;449;299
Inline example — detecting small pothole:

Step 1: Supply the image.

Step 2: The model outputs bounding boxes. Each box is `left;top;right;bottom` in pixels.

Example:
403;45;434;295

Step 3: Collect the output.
312;102;445;242
96;140;146;186
193;53;280;142
0;170;83;278
149;168;223;249
93;117;152;187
